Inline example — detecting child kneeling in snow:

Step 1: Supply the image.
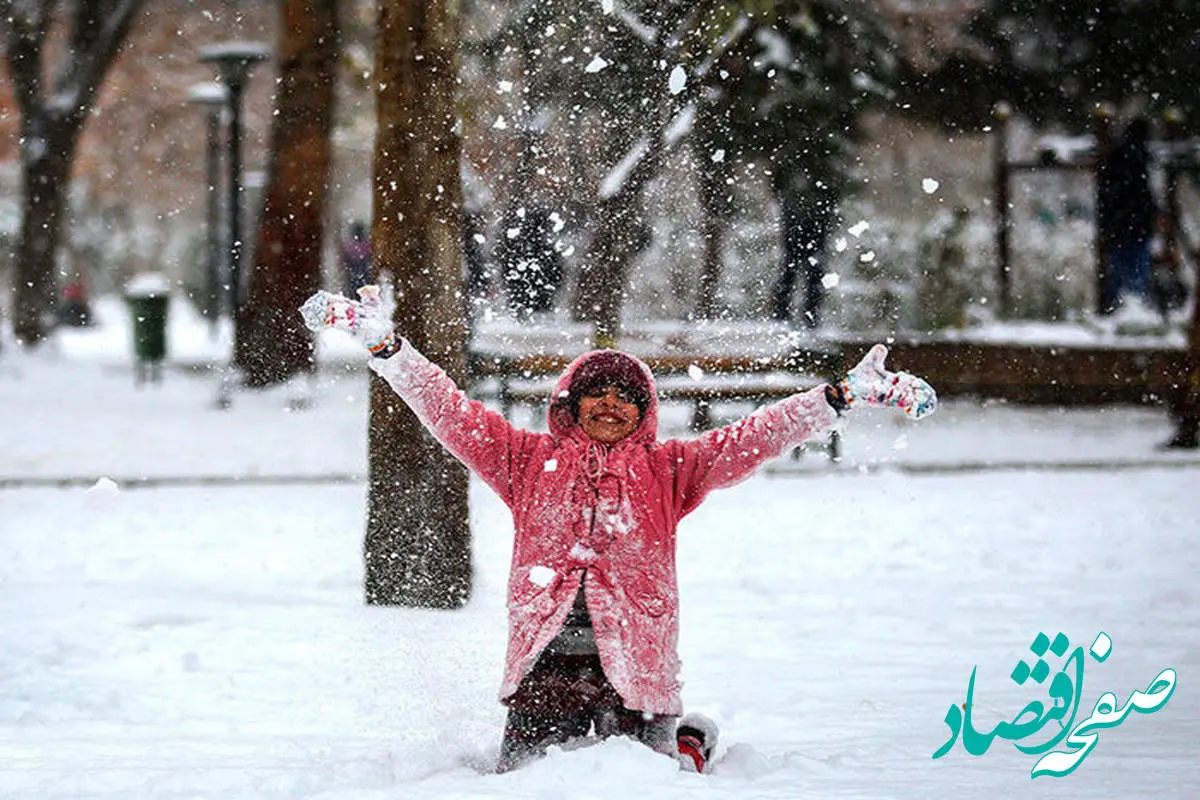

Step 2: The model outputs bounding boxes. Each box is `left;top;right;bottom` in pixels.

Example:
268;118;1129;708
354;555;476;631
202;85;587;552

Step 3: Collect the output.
302;286;936;773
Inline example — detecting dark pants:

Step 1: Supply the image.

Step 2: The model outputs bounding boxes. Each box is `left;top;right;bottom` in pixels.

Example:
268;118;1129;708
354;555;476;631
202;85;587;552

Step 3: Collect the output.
772;195;832;328
1102;238;1151;314
497;651;676;772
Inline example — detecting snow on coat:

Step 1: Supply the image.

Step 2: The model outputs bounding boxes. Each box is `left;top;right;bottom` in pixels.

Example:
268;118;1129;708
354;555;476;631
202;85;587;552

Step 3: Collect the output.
370;343;837;716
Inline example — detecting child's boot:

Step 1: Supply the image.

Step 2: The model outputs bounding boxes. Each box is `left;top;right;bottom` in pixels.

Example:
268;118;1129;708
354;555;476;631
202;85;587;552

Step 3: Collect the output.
676;713;719;773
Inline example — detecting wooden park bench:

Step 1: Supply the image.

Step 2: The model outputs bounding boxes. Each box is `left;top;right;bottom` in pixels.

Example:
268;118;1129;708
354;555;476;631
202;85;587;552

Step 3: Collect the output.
466;325;845;460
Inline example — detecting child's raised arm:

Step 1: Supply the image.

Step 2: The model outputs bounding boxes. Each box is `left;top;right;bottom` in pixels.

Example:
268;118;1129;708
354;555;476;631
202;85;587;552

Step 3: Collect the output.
301;286;543;504
666;345;936;516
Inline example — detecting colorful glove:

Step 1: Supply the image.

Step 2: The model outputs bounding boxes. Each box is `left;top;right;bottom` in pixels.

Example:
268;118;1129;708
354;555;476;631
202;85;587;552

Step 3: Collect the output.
825;344;937;419
299;285;399;357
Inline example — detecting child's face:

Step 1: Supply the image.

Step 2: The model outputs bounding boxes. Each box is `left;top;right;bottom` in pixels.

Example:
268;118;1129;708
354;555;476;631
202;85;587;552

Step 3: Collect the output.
577;384;642;444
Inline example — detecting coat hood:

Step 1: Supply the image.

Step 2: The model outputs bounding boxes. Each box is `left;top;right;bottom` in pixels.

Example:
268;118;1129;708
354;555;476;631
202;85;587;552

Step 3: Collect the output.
548;349;658;444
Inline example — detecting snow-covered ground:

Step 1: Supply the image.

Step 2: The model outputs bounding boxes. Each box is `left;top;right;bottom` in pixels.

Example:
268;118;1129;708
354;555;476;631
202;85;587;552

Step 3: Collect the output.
2;303;1197;799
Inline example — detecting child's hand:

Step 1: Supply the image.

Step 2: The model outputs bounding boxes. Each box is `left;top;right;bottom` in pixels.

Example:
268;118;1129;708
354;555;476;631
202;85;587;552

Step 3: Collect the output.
830;344;937;419
299;285;398;356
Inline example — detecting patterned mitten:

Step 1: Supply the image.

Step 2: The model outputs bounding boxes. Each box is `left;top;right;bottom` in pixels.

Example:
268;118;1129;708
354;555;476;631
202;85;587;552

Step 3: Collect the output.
299;285;399;357
826;344;937;419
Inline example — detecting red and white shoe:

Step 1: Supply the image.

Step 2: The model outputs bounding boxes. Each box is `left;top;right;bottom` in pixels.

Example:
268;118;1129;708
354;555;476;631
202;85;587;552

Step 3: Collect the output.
676;713;719;773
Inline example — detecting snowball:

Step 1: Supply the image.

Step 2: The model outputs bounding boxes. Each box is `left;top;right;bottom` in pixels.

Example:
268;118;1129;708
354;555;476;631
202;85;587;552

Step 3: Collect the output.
528;566;555;588
687;364;704;381
922;178;940;194
848;221;869;238
497;80;513;94
493;115;508;130
859;251;876;263
711;149;726;163
668;65;687;95
544;459;558;473
86;477;121;495
585;56;609;73
600;0;614;12
821;272;840;289
834;237;848;253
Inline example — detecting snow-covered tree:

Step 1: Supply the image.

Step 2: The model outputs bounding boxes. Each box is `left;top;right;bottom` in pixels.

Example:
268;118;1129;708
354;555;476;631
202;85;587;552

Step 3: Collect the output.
910;0;1200;130
235;0;339;387
1;0;143;345
366;0;472;607
695;1;898;326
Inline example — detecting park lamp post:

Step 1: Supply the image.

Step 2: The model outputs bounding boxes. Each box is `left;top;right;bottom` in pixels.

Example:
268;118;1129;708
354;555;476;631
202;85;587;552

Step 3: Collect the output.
187;81;228;339
198;41;270;326
199;41;269;409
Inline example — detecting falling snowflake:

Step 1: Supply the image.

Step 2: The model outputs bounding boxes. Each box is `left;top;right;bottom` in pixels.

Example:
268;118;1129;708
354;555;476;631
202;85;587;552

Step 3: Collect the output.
922;178;939;194
668;65;687;95
585;56;609;73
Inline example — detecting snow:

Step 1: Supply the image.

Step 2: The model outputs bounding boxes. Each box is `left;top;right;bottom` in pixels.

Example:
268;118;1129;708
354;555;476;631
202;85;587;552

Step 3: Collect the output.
599;137;649;200
2;307;1198;799
668;65;687;95
528;566;555;588
124;271;172;297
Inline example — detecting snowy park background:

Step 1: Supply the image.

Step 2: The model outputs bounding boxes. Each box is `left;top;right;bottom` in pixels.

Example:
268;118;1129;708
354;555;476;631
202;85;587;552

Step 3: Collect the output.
2;1;1199;797
2;303;1198;800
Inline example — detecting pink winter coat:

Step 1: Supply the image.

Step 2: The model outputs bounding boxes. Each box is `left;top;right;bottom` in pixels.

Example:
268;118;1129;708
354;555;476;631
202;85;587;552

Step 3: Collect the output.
370;344;837;716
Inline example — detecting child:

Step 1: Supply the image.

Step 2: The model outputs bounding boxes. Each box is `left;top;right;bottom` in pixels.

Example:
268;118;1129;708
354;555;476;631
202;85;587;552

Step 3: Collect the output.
301;286;937;773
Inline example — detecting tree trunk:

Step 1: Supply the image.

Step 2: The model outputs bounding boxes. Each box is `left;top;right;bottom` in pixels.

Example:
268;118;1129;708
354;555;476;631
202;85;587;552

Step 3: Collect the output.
365;0;471;608
694;134;733;320
235;0;339;386
3;0;143;346
12;130;74;344
568;5;696;346
570;134;663;347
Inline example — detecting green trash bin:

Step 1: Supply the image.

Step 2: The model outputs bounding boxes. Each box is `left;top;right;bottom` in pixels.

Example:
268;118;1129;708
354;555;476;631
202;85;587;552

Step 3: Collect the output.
125;274;171;385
